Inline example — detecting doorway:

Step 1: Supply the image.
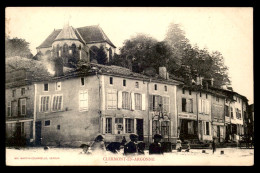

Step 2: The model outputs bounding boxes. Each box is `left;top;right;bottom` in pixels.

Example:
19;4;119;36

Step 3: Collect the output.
35;121;42;146
136;119;144;141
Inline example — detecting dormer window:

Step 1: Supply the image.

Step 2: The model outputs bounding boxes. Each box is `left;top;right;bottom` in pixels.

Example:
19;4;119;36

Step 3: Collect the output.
154;84;157;90
135;82;139;88
44;83;49;91
123;79;126;87
110;77;113;85
81;77;85;86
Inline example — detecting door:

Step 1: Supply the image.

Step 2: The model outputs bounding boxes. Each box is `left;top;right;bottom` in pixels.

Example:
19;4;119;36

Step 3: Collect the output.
35;121;42;146
136;119;144;141
217;126;221;142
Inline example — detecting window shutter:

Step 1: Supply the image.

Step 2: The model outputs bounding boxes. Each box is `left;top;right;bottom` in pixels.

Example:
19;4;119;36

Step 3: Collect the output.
209;122;211;136
102;117;106;134
131;92;135;110
204;121;206;135
198;99;202;113
149;95;153;111
142;94;146;110
118;91;122;109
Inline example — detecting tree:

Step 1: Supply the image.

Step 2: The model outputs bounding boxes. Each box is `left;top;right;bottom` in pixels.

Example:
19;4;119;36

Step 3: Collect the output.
5;37;33;58
164;22;190;68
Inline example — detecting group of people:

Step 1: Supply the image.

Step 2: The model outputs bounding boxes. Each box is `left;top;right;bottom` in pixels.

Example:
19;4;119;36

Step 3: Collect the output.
80;133;165;155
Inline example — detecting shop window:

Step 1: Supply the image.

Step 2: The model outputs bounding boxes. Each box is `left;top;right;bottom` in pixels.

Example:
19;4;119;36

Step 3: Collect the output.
125;118;134;133
106;118;112;133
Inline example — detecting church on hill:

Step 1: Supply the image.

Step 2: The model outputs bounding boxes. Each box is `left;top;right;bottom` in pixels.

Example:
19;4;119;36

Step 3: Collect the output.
36;24;116;66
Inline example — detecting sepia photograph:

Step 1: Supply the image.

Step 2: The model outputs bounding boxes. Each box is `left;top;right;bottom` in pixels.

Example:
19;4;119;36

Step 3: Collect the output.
5;7;254;166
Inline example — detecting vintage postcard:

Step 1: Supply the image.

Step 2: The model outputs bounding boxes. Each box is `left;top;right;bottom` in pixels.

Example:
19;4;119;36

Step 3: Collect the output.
5;7;254;166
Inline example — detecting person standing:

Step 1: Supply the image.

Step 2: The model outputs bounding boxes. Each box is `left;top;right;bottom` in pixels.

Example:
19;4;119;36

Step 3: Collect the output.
91;135;106;154
124;134;138;155
149;134;164;155
212;139;216;154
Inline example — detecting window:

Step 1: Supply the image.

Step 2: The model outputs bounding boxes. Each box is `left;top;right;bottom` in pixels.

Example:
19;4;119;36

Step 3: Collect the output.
44;83;49;91
52;95;63;111
164;86;167;92
189;90;192;95
206;94;208;99
107;89;117;109
122;92;130;109
110;77;113;85
81;77;85;86
40;96;50;112
225;105;229;117
216;97;219;102
182;98;187;112
69;49;72;54
20;99;26;115
45;120;50;126
149;95;162;111
135;82;139;88
21;88;25;95
57;125;60;130
161;121;170;137
135;93;142;110
200;92;202;97
105;118;112;133
125;118;134;133
154;84;157;90
231;107;234;118
55;82;61;91
7;102;11;117
12;90;16;97
182;88;185;94
123;79;126;87
79;91;88;111
115;118;123;124
205;122;210;135
162;97;170;113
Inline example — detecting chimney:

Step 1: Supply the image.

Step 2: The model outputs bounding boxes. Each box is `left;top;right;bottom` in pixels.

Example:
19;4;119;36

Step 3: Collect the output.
159;67;167;79
211;78;214;86
54;57;64;77
196;76;200;85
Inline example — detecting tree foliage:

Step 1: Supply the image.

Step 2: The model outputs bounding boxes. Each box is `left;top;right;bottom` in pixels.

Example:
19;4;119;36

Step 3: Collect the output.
5;37;33;59
111;22;231;88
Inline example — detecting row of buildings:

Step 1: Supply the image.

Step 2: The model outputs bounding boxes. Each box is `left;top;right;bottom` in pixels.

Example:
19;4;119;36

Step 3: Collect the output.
5;24;253;147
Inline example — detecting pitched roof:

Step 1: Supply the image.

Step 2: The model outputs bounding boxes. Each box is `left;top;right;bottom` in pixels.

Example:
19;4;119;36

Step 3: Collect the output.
37;29;61;49
37;25;116;49
54;24;78;41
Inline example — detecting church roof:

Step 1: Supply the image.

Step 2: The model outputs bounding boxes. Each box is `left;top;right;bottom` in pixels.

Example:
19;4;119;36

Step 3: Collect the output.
54;24;79;41
37;25;116;49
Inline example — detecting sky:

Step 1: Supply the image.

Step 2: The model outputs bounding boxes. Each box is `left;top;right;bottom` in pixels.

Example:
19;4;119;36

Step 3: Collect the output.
5;7;253;104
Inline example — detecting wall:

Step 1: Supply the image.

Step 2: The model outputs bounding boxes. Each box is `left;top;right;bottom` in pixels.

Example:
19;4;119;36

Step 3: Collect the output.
5;84;35;141
35;75;100;146
148;81;178;143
